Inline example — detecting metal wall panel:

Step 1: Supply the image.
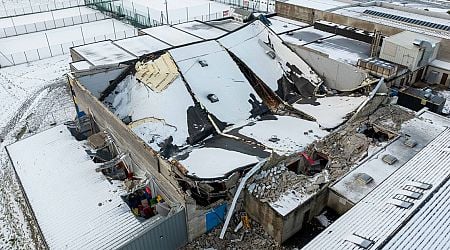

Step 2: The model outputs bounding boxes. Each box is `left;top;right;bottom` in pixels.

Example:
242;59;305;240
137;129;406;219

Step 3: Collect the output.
120;208;188;250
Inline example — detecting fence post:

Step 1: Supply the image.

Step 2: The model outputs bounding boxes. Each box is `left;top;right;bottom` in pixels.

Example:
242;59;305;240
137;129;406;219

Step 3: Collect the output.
37;49;41;60
51;10;56;28
208;3;211;21
61;44;64;54
112;19;117;40
80;26;86;44
23;51;28;63
45;33;53;56
186;7;188;21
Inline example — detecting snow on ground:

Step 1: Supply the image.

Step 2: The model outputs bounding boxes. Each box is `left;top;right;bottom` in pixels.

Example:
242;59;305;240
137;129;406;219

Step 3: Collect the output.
178;147;259;178
0;55;76;249
105;75;194;150
237;115;328;155
170;40;261;125
0;0;84;17
294;96;368;129
114;0;231;24
0;6;98;28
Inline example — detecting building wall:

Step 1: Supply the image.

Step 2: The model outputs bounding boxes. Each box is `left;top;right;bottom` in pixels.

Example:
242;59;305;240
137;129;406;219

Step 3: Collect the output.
379;41;421;71
243;187;328;243
68;74;185;204
287;44;368;91
275;2;316;24
426;66;450;87
327;189;354;215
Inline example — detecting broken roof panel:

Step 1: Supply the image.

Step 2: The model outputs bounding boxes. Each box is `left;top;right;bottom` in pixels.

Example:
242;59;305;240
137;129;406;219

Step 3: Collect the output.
104;71;195;150
170;40;264;125
206;18;244;31
173;21;228;39
218;21;322;96
114;35;171;57
175;147;261;179
6;125;160;249
72;40;137;66
141;25;203;46
233;115;328;155
293;96;368;129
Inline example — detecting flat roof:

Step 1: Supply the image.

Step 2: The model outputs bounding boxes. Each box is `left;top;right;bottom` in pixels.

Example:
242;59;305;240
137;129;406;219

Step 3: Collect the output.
6;125;160;249
333;6;450;39
279;0;350;11
173;21;227;39
206;18;244;31
141;25;203;46
267;15;309;34
430;59;450;70
304;127;450;249
73;40;137;66
280;26;335;46
331;110;450;204
293;96;368;129
114;35;171;57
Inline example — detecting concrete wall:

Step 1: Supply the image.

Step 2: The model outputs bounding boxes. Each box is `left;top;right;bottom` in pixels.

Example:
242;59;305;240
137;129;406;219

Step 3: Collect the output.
327;189;354;215
244;187;328;243
426;66;450;87
287;44;368;91
275;2;316;24
68;74;185;204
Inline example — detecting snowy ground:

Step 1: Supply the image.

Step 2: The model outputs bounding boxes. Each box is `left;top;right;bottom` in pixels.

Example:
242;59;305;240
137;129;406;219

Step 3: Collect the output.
0;55;76;249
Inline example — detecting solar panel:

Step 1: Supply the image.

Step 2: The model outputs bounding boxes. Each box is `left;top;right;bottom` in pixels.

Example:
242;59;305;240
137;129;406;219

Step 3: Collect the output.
362;9;450;32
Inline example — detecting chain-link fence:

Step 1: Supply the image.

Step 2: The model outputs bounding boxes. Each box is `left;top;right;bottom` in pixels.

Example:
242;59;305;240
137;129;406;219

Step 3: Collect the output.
0;11;107;38
212;0;275;12
0;28;137;67
87;0;232;28
0;0;87;17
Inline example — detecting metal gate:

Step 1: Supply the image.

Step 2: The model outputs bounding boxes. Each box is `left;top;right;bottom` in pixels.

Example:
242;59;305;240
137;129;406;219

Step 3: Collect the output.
119;208;188;250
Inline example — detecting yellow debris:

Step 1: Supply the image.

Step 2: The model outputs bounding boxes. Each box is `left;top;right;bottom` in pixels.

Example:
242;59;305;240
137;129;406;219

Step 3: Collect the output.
135;53;179;93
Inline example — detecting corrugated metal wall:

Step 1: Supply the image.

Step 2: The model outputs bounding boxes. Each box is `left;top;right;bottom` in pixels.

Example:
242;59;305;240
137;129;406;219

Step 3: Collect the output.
119;209;188;250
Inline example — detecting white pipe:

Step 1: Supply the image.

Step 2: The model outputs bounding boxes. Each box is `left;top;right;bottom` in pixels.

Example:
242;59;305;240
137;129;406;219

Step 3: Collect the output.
219;159;268;239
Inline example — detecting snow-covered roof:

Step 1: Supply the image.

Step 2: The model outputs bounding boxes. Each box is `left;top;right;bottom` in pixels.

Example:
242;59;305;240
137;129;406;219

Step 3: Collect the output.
218;21;322;93
72;40;137;66
70;60;93;71
177;147;261;179
6;125;160;249
280;0;350;11
206;19;244;31
280;26;335;46
114;35;171;57
331;111;450;204
235;115;328;155
332;6;450;39
304;127;450;250
141;25;203;46
170;40;262;125
173;21;227;39
430;59;450;70
293;96;368;129
267;15;308;34
385;30;441;48
104;73;195;150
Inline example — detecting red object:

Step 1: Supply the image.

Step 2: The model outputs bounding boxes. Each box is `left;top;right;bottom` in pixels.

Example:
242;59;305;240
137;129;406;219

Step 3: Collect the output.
145;186;152;197
300;152;315;165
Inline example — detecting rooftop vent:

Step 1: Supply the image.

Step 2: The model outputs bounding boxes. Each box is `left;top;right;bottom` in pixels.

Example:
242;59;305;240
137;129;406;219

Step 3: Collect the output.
345;234;374;249
382;154;398;165
199;60;208;67
390;198;413;209
397;189;422;200
207;94;219;103
403;138;417;148
266;50;276;59
356;173;374;185
405;181;432;190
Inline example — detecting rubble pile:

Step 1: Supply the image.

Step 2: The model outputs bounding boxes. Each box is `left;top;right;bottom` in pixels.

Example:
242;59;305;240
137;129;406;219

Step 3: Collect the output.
312;105;415;180
184;215;287;250
247;165;328;204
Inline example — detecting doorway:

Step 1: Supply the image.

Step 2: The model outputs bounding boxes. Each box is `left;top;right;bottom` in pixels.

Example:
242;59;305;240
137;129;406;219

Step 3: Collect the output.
440;73;448;86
